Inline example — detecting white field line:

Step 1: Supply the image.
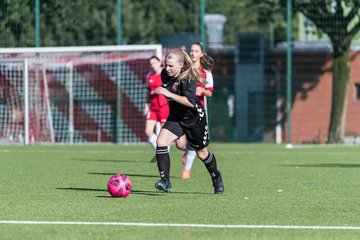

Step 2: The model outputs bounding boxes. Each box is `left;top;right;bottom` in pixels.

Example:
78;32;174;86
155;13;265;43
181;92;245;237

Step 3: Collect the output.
0;149;147;154
1;149;360;156
291;144;359;149
0;220;360;230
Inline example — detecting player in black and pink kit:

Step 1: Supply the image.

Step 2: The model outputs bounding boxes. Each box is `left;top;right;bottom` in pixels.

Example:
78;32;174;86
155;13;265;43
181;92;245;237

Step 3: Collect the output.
153;48;224;194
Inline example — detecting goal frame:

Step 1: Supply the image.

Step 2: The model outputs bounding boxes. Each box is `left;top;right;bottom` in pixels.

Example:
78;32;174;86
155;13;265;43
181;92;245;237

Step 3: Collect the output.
0;44;162;145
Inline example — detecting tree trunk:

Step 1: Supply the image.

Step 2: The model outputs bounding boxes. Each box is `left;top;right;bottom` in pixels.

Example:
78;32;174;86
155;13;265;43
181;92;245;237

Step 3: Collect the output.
327;50;349;143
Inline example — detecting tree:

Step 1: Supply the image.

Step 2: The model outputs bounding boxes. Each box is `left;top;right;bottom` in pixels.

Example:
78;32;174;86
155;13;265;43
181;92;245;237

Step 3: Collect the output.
207;0;287;44
40;0;118;46
122;0;199;44
254;0;360;143
290;0;360;143
0;0;34;47
0;0;274;47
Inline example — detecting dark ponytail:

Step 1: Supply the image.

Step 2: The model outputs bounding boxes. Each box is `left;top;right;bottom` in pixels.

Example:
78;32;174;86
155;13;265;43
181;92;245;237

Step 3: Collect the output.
191;42;214;71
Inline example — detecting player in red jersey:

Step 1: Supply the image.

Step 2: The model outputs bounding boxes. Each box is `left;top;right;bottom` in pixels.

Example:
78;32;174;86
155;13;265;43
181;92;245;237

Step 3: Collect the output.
144;56;169;162
177;42;214;179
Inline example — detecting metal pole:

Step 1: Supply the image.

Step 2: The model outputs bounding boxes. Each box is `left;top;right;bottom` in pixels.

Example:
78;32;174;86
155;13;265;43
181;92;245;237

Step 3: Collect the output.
35;0;40;47
271;66;282;144
286;0;292;147
200;0;206;49
116;0;123;142
116;63;122;143
68;63;74;144
24;59;29;145
117;0;122;45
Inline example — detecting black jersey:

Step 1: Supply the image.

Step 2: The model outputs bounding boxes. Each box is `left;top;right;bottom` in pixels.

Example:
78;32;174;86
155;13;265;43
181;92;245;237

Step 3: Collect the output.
161;69;205;128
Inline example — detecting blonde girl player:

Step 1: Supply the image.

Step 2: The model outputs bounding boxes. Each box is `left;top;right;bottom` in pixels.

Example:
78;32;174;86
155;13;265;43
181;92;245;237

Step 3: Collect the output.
177;42;214;179
153;48;224;194
144;56;169;162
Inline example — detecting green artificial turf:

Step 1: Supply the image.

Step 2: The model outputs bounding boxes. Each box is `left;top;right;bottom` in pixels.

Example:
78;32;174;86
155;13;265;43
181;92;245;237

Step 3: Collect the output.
0;144;360;239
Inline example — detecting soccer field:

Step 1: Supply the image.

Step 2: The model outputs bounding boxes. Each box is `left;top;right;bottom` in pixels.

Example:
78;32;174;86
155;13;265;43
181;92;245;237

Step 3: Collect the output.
1;144;360;240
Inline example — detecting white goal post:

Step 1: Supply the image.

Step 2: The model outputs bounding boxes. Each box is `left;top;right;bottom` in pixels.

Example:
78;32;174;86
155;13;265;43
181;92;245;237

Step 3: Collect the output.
0;45;162;145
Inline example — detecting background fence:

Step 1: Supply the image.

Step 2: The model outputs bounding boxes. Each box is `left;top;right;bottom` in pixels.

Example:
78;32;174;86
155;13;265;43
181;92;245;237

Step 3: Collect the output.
1;1;360;144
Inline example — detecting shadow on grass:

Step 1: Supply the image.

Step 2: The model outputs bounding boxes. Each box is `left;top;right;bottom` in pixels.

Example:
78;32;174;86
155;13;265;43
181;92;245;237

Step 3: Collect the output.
88;172;180;179
88;172;158;178
96;190;164;197
57;187;107;192
280;163;360;168
56;187;211;196
57;187;161;197
73;158;144;164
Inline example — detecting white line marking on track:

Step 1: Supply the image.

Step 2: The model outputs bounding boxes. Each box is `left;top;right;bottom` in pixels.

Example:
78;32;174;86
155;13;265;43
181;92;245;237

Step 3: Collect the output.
1;221;360;230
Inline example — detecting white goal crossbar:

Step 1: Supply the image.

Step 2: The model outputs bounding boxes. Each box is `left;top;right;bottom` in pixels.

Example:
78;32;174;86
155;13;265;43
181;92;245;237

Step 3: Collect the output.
0;45;162;56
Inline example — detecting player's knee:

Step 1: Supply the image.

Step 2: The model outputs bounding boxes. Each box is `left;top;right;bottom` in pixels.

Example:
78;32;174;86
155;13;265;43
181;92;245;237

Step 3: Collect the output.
175;141;185;150
156;137;167;147
145;129;152;137
196;148;208;160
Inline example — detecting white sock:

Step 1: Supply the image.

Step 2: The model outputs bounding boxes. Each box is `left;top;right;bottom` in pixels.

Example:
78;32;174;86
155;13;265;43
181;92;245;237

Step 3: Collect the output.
148;134;157;150
184;144;196;171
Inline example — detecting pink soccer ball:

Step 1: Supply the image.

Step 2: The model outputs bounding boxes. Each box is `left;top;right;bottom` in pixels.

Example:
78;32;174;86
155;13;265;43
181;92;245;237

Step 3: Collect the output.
107;174;132;198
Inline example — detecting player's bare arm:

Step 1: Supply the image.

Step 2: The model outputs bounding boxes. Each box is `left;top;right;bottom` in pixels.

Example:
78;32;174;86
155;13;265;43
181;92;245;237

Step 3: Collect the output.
196;87;213;97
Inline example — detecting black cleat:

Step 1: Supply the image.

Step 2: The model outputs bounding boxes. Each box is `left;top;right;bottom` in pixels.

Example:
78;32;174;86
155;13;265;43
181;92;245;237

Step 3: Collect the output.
150;155;157;163
155;180;172;193
212;172;224;194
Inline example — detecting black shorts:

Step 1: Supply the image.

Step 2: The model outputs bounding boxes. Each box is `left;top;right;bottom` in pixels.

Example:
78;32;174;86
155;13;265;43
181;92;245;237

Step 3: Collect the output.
162;119;210;150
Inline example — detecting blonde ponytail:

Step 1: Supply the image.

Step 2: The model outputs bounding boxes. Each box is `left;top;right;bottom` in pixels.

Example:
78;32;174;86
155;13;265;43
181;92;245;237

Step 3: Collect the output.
165;48;205;84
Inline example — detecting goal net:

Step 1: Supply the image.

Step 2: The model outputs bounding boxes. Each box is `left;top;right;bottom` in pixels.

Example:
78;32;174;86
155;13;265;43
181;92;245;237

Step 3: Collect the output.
0;45;162;144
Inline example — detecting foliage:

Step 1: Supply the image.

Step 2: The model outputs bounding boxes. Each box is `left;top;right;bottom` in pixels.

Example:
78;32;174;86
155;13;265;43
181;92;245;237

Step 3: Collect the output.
0;0;289;47
0;0;35;47
122;0;198;44
291;0;360;56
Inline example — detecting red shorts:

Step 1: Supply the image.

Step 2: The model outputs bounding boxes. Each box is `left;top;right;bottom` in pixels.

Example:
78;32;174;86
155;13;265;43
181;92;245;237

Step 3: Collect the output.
146;105;169;124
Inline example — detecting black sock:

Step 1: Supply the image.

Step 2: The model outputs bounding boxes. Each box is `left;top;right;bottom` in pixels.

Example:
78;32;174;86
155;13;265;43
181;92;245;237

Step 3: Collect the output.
202;152;219;179
156;146;170;182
